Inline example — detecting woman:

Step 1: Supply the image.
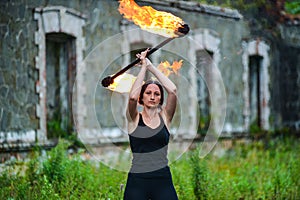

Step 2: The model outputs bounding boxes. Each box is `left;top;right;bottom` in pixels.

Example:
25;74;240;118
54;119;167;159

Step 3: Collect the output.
124;49;178;200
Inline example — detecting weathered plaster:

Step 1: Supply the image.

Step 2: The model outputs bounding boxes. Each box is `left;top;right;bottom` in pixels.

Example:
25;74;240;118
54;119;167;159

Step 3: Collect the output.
34;6;86;143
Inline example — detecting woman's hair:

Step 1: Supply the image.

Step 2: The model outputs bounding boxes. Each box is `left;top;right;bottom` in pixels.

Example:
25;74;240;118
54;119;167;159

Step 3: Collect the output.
138;80;164;105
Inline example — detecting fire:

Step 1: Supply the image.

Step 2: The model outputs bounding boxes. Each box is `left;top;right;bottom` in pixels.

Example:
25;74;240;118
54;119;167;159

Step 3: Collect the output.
107;60;183;93
107;73;137;93
118;0;185;38
157;60;183;77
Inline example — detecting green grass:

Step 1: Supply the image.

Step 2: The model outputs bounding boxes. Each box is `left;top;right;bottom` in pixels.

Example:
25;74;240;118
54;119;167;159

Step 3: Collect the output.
0;137;299;199
285;1;300;15
176;137;300;199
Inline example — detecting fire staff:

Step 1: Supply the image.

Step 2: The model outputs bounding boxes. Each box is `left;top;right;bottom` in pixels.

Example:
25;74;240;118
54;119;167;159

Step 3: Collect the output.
124;48;178;200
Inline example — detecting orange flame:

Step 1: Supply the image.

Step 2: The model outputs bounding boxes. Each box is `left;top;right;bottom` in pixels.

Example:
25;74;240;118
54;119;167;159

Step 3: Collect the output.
106;60;183;93
157;60;183;77
119;0;185;38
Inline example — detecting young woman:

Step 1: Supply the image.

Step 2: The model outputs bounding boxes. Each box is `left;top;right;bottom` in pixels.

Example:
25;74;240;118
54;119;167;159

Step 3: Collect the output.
124;49;178;200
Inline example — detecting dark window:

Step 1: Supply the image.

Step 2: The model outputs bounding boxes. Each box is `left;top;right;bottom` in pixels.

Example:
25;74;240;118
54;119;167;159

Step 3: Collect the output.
46;33;76;137
196;50;213;135
249;55;263;128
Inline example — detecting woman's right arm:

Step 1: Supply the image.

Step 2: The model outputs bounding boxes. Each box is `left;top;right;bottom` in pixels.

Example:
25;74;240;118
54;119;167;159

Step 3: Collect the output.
127;50;149;122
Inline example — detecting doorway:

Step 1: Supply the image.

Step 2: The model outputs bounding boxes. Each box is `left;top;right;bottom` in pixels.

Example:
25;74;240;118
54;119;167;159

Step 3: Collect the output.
46;33;76;137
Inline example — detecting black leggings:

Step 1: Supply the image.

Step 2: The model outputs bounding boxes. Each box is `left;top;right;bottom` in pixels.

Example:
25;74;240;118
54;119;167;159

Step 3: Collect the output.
124;174;178;200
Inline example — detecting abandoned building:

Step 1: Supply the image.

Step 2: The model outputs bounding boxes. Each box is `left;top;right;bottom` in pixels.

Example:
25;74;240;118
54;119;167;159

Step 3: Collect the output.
0;0;300;152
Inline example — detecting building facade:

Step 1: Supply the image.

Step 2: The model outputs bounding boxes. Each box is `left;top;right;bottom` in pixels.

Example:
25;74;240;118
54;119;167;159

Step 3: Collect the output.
0;0;299;149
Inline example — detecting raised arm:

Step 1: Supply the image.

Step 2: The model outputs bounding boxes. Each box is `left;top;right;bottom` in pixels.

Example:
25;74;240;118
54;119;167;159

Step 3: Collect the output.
127;50;148;122
146;58;177;123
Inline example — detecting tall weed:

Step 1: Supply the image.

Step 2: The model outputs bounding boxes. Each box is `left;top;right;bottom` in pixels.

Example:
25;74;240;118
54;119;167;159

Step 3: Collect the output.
189;149;209;200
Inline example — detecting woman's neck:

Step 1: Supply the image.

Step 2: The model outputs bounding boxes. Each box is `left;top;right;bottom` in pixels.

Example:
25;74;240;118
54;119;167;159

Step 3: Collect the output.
142;107;159;119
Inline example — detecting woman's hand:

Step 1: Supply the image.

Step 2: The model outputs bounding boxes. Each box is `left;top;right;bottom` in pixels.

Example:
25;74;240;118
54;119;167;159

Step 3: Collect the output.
136;48;150;66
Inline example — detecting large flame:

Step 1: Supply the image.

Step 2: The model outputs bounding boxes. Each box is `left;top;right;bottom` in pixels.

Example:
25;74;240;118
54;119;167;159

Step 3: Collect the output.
107;60;183;93
119;0;185;38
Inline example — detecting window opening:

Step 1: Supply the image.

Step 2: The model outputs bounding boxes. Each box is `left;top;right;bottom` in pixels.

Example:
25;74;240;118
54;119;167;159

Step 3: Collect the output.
196;50;213;135
46;33;76;138
249;55;263;129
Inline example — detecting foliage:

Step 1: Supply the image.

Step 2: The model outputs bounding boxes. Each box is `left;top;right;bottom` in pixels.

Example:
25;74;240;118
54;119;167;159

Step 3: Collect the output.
285;1;300;15
0;137;299;199
172;137;300;200
189;149;208;200
197;115;210;135
47;118;84;148
47;110;73;139
194;0;267;10
0;139;126;200
47;119;67;139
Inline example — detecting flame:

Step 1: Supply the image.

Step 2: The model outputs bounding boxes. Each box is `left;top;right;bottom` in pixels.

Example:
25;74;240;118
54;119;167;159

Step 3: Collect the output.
107;73;137;93
106;60;183;93
157;60;183;77
118;0;185;38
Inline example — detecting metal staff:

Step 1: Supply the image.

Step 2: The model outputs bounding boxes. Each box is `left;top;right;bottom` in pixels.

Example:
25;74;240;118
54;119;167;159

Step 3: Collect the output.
101;24;190;87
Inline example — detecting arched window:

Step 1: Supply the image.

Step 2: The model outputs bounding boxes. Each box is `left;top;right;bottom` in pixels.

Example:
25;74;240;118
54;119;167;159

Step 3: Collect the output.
189;28;221;136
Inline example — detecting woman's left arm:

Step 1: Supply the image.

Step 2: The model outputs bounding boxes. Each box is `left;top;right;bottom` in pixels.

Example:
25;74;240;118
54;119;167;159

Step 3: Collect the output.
146;59;177;123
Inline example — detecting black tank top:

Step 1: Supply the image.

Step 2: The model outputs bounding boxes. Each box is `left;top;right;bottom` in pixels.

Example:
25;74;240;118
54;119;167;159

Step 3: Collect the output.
128;113;171;177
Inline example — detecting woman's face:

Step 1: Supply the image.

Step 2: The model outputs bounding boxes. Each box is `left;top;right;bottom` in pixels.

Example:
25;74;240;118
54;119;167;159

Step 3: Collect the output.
142;84;161;108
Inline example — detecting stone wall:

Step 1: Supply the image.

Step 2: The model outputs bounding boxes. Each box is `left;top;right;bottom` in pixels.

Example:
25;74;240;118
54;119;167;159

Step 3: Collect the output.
0;0;123;146
0;0;299;149
278;24;300;130
0;0;39;145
